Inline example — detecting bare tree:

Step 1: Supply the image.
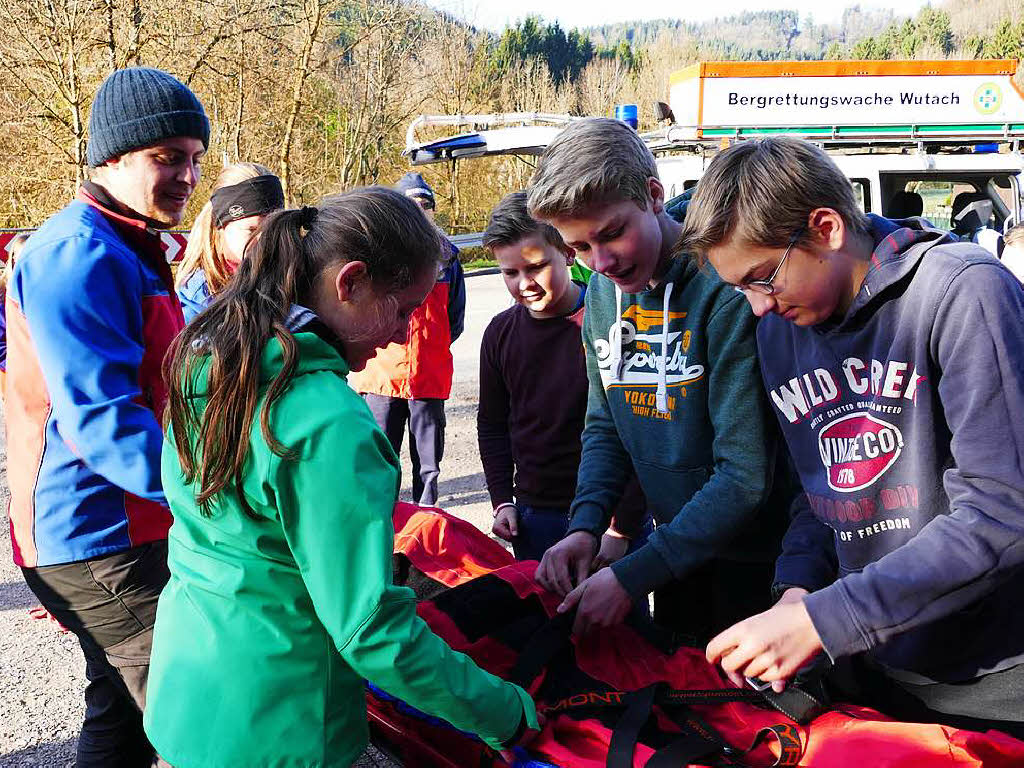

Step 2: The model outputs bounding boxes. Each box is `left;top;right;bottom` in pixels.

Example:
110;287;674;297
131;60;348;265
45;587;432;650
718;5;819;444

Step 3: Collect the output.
0;0;100;192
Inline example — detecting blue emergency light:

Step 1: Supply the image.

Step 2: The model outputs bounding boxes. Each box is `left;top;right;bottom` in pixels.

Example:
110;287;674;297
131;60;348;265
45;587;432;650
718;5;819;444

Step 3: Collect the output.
615;104;639;129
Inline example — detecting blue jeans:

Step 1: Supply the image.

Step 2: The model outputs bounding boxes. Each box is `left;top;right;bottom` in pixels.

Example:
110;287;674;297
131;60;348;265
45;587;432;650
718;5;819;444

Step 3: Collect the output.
511;505;572;562
512;505;653;563
363;394;445;506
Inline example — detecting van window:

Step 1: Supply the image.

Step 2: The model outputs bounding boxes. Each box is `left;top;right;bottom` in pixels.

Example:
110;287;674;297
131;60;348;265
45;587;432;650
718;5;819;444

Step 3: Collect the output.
915;181;964;229
851;179;871;213
881;173;1020;231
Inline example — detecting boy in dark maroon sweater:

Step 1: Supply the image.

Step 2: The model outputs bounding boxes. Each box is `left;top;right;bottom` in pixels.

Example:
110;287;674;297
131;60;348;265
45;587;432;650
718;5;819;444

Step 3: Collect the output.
479;192;645;562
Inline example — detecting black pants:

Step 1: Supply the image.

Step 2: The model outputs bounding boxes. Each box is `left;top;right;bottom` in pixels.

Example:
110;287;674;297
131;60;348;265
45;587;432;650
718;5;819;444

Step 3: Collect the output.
652;558;775;647
830;654;1024;740
364;394;446;506
21;540;169;768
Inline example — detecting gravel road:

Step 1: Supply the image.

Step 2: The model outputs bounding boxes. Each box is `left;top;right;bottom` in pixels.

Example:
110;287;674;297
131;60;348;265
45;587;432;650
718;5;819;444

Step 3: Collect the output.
0;273;512;766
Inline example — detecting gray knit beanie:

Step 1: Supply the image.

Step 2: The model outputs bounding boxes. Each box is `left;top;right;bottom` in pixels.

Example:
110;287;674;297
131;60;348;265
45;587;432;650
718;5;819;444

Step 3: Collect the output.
87;67;210;167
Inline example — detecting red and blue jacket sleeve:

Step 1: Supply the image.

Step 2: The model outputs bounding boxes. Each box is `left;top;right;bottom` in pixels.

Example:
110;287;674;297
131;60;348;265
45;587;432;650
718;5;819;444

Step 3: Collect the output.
17;235;168;505
445;242;466;343
0;296;7;372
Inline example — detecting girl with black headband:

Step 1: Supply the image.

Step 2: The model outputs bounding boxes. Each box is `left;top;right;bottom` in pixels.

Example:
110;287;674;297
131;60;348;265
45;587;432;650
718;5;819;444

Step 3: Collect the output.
175;162;284;322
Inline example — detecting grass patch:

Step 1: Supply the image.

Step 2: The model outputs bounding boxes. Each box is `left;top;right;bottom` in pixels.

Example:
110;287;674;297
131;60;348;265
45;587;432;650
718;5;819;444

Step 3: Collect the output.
458;245;496;271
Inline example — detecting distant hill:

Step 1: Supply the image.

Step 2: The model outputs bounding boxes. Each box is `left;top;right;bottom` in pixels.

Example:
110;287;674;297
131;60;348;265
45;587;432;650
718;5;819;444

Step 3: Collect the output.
581;7;897;61
580;0;1022;61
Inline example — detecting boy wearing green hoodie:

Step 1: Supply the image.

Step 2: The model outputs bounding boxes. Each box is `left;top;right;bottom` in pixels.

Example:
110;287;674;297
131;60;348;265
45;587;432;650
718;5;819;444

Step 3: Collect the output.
531;118;790;642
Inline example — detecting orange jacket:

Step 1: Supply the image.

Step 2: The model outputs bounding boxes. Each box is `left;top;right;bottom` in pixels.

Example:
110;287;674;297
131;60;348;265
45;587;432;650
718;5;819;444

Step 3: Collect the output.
350;242;465;400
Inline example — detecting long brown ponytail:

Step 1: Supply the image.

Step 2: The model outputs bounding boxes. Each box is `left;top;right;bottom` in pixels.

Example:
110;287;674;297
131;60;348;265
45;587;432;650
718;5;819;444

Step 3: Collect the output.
165;186;440;517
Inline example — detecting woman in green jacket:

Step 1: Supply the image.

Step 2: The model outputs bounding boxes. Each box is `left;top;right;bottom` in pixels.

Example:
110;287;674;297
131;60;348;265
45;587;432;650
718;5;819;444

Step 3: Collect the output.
145;189;537;767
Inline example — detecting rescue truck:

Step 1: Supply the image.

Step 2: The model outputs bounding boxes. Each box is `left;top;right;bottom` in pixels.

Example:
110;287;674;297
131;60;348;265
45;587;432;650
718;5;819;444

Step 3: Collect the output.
403;59;1024;245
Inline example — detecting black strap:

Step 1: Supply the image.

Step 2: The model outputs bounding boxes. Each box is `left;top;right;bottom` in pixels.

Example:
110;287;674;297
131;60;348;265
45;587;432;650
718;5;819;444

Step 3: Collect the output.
508;611;574;689
755;686;827;725
644;730;724;768
607;684;659;768
741;723;805;767
663;688;763;706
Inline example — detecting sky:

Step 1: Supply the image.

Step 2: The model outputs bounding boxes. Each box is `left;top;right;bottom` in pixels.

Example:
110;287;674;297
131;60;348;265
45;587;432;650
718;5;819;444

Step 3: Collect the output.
432;0;936;32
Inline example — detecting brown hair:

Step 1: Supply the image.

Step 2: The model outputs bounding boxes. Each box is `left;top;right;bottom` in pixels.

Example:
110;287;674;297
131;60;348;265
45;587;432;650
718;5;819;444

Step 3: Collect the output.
165;187;440;517
483;191;568;252
676;137;871;264
527;118;658;220
175;162;277;296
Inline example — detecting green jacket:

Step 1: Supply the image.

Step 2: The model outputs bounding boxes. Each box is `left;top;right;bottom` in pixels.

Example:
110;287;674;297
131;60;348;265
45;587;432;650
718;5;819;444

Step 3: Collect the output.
568;258;790;600
145;329;535;768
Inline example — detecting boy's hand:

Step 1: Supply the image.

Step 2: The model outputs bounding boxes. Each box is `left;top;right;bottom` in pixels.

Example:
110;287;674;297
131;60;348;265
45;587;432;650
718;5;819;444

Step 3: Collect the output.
705;598;823;694
535;531;597;597
492;503;519;542
593;530;630;570
558;568;632;636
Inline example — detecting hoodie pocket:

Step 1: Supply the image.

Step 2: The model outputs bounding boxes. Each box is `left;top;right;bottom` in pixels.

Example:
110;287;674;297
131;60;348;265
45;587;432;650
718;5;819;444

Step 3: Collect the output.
632;460;710;524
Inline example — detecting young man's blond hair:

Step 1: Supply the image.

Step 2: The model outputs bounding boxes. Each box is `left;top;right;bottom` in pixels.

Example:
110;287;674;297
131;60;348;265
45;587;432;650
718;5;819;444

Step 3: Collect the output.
677;137;871;263
527;118;658;220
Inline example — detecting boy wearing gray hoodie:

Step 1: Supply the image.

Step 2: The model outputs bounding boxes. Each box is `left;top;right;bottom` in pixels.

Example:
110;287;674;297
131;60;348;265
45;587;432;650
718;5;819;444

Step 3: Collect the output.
688;137;1024;737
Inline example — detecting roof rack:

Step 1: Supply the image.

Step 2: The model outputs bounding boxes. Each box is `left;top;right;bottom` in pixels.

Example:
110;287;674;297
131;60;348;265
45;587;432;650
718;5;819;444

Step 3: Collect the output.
404;113;582;164
643;123;1024;154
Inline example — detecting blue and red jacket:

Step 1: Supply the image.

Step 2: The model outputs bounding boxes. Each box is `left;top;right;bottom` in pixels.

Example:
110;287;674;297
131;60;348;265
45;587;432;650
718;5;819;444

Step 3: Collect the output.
6;183;185;567
350;238;465;400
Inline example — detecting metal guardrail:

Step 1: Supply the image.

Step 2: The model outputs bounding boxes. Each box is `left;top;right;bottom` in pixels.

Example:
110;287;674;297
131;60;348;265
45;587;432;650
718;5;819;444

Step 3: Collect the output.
449;232;484;249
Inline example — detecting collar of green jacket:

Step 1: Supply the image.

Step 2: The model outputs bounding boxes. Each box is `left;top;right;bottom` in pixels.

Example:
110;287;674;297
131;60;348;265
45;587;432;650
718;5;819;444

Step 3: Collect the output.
184;330;350;400
258;329;351;384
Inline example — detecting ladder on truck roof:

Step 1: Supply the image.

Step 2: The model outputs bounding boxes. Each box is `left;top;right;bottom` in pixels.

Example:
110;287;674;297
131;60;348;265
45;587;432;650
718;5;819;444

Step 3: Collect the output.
404;113;583;165
403;114;1024;165
404;59;1024;162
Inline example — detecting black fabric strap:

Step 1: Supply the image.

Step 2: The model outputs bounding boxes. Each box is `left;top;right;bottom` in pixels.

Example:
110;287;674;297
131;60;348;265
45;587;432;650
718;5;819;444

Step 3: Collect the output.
607;684;659;768
644;730;724;768
509;611;574;689
663;688;763;706
756;685;827;725
740;723;805;767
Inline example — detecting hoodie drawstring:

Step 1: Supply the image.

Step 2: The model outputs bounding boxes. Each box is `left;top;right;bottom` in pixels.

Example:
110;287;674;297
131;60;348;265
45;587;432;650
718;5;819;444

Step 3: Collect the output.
656;282;674;414
610;285;624;382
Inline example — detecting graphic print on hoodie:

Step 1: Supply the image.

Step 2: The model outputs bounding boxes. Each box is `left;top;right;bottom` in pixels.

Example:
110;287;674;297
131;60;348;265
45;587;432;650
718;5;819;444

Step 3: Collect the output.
765;215;1024;683
569;257;789;600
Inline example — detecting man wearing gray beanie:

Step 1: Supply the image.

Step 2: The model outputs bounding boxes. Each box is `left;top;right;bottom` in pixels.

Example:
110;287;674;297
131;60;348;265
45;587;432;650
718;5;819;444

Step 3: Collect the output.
7;66;207;766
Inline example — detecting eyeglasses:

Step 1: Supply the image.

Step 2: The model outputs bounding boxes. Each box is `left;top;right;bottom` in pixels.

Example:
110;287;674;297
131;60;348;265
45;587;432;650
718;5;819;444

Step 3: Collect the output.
415;198;435;211
734;230;803;296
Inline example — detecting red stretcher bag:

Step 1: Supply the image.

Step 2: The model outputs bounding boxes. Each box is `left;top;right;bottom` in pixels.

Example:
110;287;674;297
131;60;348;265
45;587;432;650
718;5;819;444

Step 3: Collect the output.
368;503;1024;767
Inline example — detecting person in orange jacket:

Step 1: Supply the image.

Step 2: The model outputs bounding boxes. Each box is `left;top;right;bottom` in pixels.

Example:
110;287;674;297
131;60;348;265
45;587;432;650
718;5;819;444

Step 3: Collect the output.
349;173;466;506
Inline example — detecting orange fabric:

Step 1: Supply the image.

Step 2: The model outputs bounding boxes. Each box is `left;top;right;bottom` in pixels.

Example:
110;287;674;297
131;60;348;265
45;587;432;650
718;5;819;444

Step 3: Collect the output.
392;502;513;587
349;281;453;400
387;504;1024;768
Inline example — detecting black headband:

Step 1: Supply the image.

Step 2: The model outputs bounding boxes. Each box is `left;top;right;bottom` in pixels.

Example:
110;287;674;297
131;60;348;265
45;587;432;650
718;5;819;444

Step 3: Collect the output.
210;175;285;227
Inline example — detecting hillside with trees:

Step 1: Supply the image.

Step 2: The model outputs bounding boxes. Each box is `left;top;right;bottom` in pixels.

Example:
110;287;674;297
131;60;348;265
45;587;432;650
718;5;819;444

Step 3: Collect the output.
1;0;1021;233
